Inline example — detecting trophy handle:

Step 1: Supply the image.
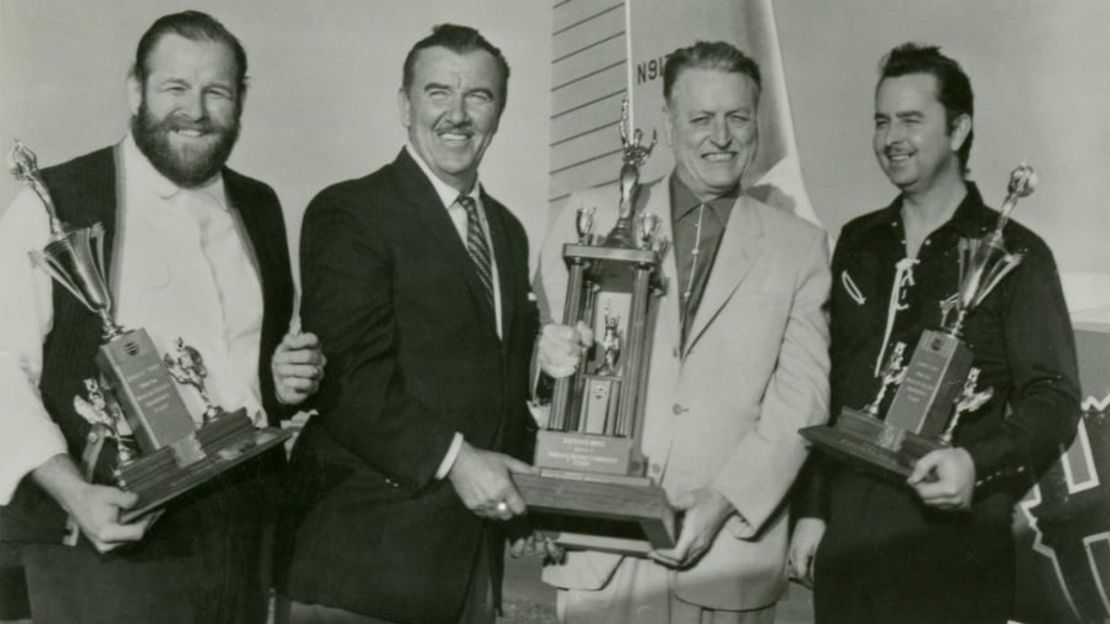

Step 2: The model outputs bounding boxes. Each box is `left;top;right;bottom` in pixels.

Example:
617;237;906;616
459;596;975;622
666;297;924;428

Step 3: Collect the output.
31;249;91;307
971;252;1024;309
30;224;123;339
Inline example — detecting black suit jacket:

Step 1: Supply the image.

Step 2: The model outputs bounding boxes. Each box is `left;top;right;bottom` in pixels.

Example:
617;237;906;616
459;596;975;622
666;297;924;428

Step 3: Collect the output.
278;149;537;623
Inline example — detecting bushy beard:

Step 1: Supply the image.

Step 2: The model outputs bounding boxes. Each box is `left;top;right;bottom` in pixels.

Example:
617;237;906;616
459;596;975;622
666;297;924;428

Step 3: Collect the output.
131;99;240;188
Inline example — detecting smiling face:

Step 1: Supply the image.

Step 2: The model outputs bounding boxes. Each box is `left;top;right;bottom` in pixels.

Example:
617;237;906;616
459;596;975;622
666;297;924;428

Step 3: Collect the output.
400;46;503;193
129;33;242;187
873;73;969;195
665;68;759;201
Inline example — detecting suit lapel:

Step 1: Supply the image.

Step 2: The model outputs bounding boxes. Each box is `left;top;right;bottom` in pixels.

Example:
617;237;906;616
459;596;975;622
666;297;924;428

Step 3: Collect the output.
393;150;499;336
684;194;764;355
222;169;271;292
640;180;681;357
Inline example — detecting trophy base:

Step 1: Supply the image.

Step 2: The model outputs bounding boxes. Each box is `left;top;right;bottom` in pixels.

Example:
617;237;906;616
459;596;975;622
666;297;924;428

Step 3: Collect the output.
116;409;290;522
799;408;944;482
512;470;677;554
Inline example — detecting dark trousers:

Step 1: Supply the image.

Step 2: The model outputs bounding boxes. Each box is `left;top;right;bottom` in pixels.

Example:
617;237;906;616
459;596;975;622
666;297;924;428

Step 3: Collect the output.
813;472;1013;624
21;460;276;624
277;531;495;624
0;543;30;621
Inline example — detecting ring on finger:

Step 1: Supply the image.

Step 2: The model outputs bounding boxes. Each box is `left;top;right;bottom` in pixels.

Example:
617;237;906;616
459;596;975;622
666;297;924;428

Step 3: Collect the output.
495;501;510;514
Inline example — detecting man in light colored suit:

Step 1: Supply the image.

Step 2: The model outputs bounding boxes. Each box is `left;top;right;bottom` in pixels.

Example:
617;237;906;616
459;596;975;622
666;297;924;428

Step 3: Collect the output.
535;41;830;624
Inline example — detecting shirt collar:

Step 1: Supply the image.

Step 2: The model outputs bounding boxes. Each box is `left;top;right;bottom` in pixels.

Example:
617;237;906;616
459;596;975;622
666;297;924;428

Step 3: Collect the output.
405;143;481;209
122;132;228;209
864;181;994;238
669;172;739;221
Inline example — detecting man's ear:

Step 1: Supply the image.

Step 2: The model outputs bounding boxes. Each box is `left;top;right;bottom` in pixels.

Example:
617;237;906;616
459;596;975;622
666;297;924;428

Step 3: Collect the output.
236;83;248;115
398;88;411;129
127;74;142;116
949;113;972;153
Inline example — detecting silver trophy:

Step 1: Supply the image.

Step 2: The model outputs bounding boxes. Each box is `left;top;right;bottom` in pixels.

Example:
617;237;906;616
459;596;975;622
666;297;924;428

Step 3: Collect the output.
941;164;1035;334
513;101;676;554
802;164;1034;479
10;141;290;529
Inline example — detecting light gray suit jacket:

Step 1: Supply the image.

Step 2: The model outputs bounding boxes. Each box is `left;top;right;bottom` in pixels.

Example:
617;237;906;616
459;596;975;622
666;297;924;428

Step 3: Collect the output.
537;175;830;611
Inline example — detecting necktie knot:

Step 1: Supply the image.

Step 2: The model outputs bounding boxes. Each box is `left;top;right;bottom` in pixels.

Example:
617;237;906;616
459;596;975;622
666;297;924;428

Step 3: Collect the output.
457;194;477;216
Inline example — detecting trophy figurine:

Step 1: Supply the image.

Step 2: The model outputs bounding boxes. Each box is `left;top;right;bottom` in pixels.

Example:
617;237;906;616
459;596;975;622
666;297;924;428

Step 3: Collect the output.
801;164;1034;479
576;205;596;244
9;141;290;529
74;378;135;466
164;338;222;423
604;100;657;248
863;342;907;417
938;369;994;446
512;102;676;554
598;315;621;376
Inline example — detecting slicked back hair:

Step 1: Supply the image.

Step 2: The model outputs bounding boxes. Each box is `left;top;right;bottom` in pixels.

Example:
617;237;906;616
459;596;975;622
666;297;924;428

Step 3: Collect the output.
402;23;510;111
131;10;248;97
879;42;974;171
663;41;762;105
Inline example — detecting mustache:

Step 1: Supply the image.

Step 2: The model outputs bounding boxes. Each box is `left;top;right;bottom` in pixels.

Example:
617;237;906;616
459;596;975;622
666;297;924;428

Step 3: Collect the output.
168;119;218;134
435;121;473;134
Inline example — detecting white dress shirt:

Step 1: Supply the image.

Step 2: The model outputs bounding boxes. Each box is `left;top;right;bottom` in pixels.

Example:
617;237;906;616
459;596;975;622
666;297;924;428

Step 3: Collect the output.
404;144;504;479
0;134;264;504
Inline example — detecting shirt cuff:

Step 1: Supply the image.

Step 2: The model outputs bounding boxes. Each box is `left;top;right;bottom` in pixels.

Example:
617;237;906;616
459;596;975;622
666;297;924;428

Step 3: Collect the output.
434;432;464;480
0;422;67;505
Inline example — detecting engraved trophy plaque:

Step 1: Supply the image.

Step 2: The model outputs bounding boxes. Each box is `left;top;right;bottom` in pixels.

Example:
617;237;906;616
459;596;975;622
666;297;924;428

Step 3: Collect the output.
9;141;290;536
800;164;1036;479
513;103;677;554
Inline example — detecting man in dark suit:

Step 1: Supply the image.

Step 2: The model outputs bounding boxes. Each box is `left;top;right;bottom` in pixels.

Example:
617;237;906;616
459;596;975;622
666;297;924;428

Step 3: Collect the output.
278;24;538;624
0;11;322;624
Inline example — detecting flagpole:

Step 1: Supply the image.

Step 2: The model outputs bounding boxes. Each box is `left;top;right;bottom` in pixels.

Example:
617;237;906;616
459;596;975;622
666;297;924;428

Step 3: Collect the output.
624;0;634;126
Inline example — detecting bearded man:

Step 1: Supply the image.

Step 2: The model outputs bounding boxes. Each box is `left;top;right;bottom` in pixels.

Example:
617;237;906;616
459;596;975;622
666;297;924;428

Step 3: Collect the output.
0;11;322;624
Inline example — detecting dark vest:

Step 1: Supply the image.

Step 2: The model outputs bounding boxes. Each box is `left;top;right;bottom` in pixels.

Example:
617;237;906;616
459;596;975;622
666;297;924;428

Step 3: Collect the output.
1;146;293;544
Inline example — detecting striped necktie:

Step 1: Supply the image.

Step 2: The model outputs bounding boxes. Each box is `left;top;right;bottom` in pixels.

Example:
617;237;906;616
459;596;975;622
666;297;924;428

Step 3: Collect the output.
457;195;496;319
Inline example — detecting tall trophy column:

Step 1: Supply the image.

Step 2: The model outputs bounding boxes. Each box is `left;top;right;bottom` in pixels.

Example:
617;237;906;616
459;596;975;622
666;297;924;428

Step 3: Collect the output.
514;103;676;554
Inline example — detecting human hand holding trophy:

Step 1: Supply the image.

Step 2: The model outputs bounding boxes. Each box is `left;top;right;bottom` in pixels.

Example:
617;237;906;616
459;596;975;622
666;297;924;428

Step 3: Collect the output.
801;164;1036;483
10;141;290;544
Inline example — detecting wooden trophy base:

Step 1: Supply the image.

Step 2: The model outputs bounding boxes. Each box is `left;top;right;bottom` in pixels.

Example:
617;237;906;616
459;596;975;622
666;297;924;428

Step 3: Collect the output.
117;409;290;522
513;470;677;555
799;408;944;482
518;430;676;554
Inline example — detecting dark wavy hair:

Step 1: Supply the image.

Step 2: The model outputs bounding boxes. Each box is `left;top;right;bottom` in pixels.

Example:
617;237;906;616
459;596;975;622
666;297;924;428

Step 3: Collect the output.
402;23;510;110
663;40;761;105
879;42;974;171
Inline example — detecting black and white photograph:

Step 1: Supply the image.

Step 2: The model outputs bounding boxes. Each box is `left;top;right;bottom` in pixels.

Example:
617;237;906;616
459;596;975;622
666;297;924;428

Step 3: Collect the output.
1;1;1106;623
